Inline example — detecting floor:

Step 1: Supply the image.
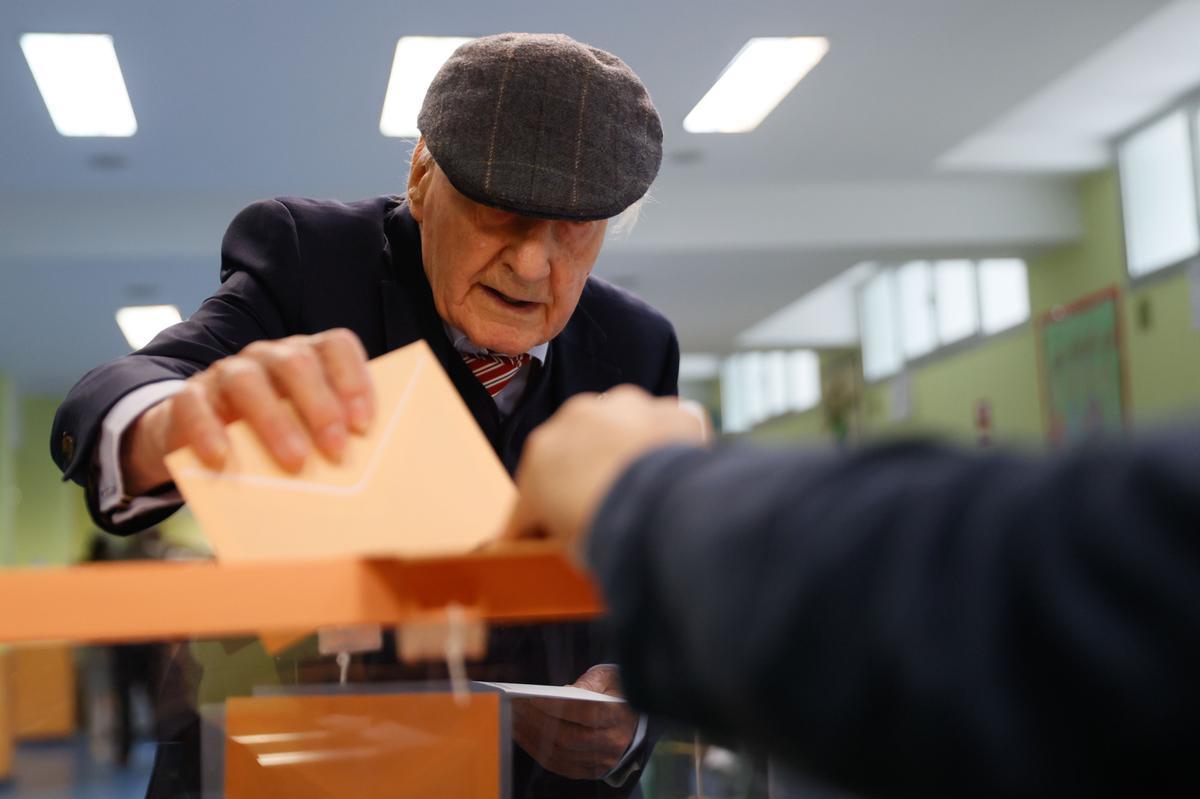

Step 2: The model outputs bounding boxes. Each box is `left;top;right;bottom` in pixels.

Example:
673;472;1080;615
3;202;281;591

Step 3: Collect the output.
1;738;153;799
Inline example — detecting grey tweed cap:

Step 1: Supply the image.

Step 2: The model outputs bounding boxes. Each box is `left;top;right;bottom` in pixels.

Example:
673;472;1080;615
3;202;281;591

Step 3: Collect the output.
417;33;663;221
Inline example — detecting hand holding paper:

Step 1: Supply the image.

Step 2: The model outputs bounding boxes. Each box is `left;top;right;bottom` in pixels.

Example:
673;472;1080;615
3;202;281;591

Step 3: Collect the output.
126;328;374;495
509;665;638;781
165;341;515;561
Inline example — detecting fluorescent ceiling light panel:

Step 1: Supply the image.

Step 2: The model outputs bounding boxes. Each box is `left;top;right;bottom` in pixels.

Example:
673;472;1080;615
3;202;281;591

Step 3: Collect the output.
116;305;181;350
684;37;829;134
380;36;473;137
20;33;137;137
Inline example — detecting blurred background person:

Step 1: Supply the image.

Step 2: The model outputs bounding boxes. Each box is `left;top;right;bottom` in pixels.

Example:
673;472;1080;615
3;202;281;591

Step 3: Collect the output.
86;532;170;769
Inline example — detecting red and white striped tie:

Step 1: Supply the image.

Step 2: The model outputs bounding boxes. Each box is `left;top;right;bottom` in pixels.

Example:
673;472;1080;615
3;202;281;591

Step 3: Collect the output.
462;352;532;398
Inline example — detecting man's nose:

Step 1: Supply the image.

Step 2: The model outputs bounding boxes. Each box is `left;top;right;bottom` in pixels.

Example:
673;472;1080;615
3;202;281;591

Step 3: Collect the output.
506;221;555;282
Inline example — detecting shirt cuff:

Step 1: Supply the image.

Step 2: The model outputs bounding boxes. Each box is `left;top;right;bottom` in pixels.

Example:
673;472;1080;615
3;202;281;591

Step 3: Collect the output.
602;712;649;787
97;381;186;523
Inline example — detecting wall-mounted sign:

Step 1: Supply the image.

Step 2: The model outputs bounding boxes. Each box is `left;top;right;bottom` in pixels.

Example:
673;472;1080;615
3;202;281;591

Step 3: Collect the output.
1038;287;1129;447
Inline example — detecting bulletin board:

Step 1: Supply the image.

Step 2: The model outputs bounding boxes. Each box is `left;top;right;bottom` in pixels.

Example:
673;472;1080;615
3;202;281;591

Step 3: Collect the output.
1038;286;1129;446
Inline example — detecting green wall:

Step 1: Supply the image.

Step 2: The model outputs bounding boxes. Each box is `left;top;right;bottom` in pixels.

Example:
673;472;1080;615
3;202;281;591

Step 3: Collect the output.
752;169;1200;447
859;327;1043;445
0;376;16;567
0;378;213;569
10;397;90;567
1123;268;1200;421
748;407;828;445
1028;169;1200;425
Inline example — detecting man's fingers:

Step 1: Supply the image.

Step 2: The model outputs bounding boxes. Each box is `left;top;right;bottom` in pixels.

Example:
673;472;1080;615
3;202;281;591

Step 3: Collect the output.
518;697;614;726
513;705;610;754
499;494;546;541
252;341;349;461
214;358;309;471
678;397;712;442
512;715;596;780
313;329;374;434
170;383;229;469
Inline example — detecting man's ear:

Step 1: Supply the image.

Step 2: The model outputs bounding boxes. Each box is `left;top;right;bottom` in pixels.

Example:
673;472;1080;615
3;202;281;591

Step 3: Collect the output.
407;138;434;222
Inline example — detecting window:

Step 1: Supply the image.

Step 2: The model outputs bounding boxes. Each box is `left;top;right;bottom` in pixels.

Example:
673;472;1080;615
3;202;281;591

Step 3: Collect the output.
933;260;979;344
859;259;1030;382
979;259;1030;334
897;261;936;359
720;349;821;433
786;350;821;411
860;270;902;381
1118;110;1200;277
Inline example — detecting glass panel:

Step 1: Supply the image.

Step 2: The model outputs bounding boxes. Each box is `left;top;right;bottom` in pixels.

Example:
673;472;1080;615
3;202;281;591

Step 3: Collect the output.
786;350;821;413
979;259;1030;334
1119;110;1200;277
762;350;789;419
897;260;937;359
934;260;979;345
860;270;902;381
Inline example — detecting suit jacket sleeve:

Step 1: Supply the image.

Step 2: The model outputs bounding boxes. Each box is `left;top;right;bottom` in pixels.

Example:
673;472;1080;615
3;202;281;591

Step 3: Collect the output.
51;199;303;533
587;432;1200;799
655;328;680;398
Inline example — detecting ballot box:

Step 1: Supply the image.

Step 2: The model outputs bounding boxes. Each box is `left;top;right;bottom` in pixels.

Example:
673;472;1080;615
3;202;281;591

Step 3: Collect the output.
218;688;507;798
0;546;659;798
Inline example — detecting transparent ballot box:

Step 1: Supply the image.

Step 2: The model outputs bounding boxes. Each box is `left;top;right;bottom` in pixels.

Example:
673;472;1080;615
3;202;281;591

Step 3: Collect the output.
215;684;509;797
0;546;768;798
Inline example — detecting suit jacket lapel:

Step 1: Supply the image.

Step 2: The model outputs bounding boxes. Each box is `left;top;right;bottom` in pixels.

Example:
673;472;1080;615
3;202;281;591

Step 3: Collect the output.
550;301;624;393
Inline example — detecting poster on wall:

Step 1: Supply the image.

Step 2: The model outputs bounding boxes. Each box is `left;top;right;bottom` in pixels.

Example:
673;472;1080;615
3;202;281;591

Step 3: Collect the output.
1038;287;1129;446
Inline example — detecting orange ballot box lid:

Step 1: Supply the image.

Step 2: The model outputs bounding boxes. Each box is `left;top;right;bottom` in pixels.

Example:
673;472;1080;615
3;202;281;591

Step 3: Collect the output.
0;544;601;645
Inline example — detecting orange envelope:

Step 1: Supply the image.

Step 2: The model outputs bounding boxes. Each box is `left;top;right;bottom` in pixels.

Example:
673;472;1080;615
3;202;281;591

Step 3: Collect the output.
165;340;515;562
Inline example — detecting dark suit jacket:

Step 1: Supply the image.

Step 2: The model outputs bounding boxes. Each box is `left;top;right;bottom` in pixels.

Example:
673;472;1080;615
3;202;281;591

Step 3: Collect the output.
52;196;679;798
53;196;678;527
589;434;1200;799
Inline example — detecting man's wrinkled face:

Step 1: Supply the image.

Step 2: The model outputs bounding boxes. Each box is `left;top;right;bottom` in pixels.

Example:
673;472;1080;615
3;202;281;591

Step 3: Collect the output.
407;144;607;356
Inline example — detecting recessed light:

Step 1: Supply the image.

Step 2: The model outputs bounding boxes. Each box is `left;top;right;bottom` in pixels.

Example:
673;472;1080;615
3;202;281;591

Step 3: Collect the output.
20;33;138;137
380;36;473;138
669;148;705;166
684;37;829;134
88;152;127;170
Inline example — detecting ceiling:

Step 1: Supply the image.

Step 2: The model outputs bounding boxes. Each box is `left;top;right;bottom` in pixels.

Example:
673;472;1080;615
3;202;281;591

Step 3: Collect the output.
0;0;1182;393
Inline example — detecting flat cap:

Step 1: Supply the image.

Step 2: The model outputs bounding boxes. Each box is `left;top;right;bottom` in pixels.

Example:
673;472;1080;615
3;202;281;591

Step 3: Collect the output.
418;33;662;221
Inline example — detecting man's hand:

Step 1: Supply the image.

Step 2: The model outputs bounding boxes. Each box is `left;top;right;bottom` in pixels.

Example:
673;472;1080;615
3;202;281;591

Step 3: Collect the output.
121;329;375;494
511;665;639;781
504;385;707;562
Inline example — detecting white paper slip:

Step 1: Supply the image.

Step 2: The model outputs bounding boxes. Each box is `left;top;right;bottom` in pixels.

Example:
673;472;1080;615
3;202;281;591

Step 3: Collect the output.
475;682;625;704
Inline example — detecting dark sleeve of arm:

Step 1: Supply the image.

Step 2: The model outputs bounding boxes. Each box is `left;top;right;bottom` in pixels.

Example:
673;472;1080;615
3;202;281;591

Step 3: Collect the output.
652;326;679;398
588;434;1200;799
50;200;303;521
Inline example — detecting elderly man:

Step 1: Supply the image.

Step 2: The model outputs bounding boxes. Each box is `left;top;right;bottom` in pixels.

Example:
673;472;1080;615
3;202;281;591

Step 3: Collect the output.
52;33;674;798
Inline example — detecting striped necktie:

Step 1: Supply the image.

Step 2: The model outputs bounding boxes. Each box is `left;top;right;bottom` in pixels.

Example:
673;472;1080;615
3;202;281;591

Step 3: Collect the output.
462;352;532;398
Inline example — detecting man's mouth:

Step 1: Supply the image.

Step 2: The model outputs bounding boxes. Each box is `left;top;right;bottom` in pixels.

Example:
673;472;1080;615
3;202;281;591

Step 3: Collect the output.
483;286;537;310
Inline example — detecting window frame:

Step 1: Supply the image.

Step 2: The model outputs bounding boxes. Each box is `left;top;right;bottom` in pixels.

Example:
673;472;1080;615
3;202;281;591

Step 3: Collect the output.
857;258;1031;386
1115;97;1200;285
